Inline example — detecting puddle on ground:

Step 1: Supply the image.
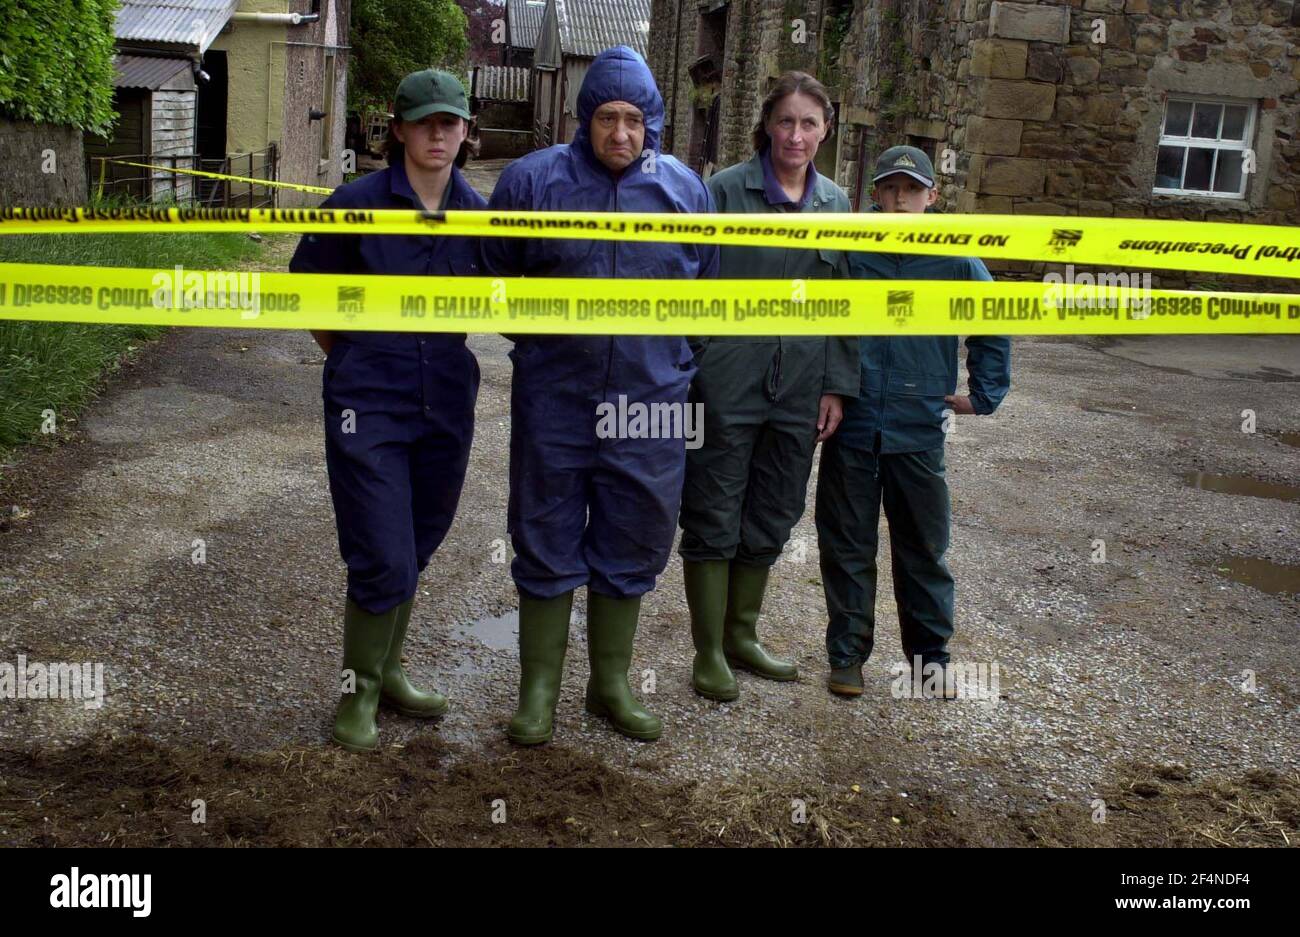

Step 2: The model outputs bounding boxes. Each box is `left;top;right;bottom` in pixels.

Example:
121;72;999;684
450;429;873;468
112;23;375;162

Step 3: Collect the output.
452;609;519;652
447;609;581;677
1207;556;1300;597
1181;471;1300;504
1261;430;1300;449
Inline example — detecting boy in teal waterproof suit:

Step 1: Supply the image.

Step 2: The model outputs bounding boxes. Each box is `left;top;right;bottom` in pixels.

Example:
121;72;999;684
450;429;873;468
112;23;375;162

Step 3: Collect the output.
816;145;1011;698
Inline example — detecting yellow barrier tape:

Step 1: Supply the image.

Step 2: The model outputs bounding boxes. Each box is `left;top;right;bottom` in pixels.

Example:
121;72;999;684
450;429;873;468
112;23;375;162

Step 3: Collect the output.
1;263;1296;335
99;160;333;195
0;207;1295;278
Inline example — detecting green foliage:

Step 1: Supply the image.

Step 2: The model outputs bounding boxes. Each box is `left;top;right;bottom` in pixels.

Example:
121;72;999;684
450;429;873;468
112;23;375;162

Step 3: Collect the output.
0;228;265;455
819;1;853;90
348;0;470;111
0;0;119;134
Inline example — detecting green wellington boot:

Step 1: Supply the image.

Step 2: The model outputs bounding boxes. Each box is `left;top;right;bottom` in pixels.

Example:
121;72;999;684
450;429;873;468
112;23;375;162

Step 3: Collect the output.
379;598;449;718
683;560;739;701
723;562;798;681
507;590;573;745
584;591;662;741
332;600;399;753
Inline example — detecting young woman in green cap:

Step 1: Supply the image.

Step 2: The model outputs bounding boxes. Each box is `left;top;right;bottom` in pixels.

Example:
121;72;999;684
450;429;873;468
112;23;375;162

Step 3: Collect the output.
289;69;486;752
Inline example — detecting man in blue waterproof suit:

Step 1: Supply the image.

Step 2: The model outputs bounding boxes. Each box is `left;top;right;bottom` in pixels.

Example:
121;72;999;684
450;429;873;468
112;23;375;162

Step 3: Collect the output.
482;46;719;744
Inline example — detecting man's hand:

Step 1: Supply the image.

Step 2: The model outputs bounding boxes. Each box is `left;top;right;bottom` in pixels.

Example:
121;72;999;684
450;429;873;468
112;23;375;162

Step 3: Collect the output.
944;394;977;415
816;394;844;443
311;330;335;356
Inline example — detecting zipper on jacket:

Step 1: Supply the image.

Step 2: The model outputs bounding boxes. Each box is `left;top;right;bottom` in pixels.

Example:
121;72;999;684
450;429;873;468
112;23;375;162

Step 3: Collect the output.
598;167;620;447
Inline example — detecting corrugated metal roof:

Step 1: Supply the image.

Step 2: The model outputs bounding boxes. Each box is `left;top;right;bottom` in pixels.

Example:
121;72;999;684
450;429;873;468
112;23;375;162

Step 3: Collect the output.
507;0;546;50
554;0;651;59
113;54;194;90
114;0;240;53
470;64;531;103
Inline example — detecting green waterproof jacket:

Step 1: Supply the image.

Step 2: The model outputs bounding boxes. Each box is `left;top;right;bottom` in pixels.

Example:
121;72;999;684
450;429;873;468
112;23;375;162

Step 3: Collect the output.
696;152;860;398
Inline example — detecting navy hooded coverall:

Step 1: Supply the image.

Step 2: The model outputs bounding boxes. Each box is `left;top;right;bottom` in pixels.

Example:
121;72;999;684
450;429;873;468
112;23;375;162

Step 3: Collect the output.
481;46;719;600
289;159;487;614
817;251;1011;669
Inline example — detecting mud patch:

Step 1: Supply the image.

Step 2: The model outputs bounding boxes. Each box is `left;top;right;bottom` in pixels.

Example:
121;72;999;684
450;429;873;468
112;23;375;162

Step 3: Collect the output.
1262;429;1300;449
0;737;1294;847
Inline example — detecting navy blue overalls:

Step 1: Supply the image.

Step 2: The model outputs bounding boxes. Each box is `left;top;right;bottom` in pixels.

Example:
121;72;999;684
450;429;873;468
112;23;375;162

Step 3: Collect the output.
481;46;719;600
289;160;486;614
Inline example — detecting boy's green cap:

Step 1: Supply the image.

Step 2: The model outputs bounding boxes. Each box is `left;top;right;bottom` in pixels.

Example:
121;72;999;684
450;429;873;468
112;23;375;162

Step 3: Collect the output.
873;145;936;188
394;69;471;122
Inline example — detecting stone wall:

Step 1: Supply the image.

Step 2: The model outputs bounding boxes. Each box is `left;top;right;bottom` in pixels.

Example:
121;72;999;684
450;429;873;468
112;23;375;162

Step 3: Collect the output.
951;1;1299;224
649;1;1300;288
649;0;826;172
0;119;88;207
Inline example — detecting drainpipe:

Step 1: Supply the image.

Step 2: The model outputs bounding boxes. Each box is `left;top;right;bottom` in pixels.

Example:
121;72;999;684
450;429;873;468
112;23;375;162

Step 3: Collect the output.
668;0;684;153
233;12;321;25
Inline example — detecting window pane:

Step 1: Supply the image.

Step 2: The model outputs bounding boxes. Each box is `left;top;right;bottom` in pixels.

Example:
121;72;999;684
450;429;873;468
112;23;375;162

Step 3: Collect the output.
1221;105;1248;141
1164;100;1192;136
1155;145;1185;189
1184;147;1215;190
1214;149;1244;194
1191;102;1222;139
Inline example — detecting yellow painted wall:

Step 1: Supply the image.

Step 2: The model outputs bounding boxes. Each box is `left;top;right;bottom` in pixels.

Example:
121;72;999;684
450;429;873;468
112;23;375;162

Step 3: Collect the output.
209;1;288;157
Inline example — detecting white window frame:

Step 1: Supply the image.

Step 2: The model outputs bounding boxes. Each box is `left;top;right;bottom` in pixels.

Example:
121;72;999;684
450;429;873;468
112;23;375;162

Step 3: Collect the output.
1153;93;1257;200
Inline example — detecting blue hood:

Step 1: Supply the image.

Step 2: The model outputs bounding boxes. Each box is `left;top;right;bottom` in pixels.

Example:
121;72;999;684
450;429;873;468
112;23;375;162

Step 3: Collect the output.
574;45;664;164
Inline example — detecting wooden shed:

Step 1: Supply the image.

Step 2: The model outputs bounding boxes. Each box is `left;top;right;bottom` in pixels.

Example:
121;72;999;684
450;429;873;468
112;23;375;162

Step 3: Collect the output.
532;0;651;147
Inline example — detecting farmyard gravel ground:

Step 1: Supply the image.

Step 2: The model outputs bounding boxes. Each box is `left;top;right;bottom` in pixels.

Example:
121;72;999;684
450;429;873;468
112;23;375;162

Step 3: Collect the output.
0;161;1296;843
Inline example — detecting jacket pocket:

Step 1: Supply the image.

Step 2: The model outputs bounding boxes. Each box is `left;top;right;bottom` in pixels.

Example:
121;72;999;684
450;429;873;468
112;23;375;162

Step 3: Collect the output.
888;373;952;397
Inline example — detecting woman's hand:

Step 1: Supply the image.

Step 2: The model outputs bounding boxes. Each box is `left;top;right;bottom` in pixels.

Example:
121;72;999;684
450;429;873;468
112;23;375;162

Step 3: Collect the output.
816;394;843;443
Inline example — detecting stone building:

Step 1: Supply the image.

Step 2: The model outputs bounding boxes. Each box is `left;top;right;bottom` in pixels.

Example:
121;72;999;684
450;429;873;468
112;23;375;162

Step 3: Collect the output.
648;0;1299;281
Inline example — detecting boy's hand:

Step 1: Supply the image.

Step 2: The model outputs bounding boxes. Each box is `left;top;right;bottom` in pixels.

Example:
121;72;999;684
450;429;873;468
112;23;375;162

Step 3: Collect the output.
816;394;844;442
944;394;977;415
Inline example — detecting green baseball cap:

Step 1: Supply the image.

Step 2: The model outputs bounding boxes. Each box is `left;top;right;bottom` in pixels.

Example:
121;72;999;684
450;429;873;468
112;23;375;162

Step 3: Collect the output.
394;69;471;122
873;145;936;188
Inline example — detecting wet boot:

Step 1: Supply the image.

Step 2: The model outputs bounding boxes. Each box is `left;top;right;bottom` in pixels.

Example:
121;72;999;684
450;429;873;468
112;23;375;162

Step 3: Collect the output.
683;560;738;701
507;590;573;745
380;598;448;718
723;562;798;682
584;591;662;741
332;599;399;753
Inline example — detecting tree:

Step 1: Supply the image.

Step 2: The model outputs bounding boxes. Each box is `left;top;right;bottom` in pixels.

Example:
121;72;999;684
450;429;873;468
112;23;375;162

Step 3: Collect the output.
349;0;470;111
458;1;506;63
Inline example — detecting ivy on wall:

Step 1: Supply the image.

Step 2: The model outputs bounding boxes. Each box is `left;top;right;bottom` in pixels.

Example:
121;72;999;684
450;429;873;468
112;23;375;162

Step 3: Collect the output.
0;0;119;134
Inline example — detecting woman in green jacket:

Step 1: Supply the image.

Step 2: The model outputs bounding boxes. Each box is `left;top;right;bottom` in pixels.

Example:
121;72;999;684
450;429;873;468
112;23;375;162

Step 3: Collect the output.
678;71;859;701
